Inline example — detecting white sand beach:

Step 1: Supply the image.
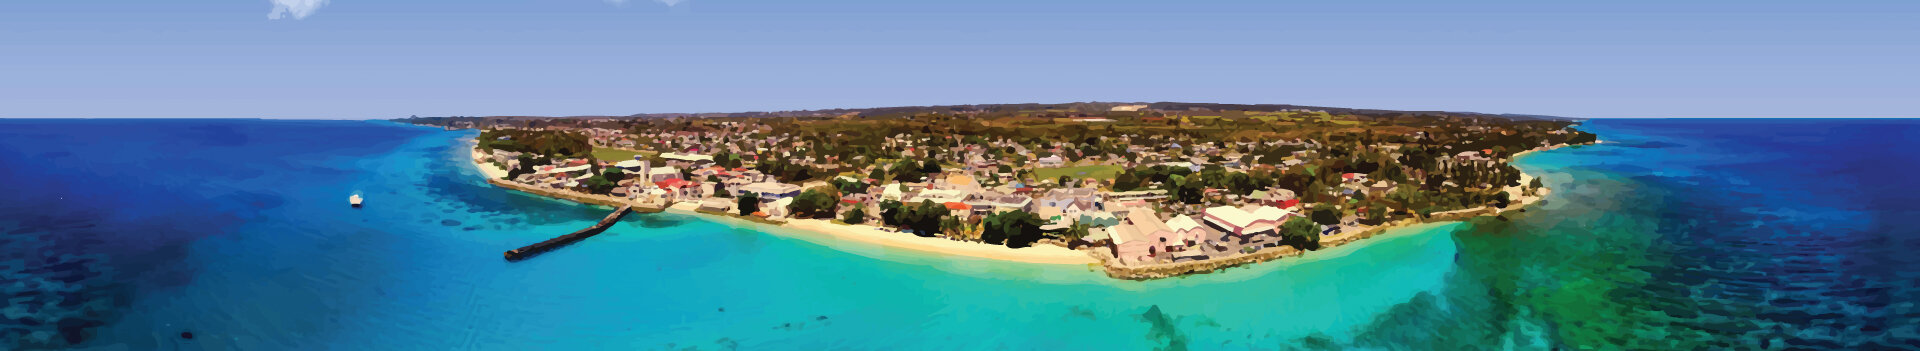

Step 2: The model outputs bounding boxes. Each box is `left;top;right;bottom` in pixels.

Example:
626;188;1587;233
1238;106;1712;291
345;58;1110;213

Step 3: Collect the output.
469;144;510;180
780;219;1098;265
659;205;1098;265
1501;171;1548;214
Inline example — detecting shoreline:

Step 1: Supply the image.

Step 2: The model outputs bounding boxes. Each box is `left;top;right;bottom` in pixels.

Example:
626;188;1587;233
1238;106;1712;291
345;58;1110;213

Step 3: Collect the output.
467;140;511;180
778;219;1097;265
466;143;1096;265
1095;141;1588;280
466;140;1586;279
1098;206;1503;280
662;205;1098;265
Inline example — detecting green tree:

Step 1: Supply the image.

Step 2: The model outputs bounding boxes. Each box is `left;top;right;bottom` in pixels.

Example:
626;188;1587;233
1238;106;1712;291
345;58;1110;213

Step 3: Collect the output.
736;192;760;216
1113;171;1141;191
1061;223;1091;242
477;129;592;158
892;159;926;182
831;177;869;194
1363;202;1388;225
786;187;841;219
902;200;946;237
842;205;868;225
1224;172;1255;195
880;199;905;226
584;168;623;194
940;216;963;236
1161;174;1205;204
981;210;1048;247
1179;177;1206;204
505;155;540;180
1310;203;1341;226
716;152;744;169
1280;216;1322;250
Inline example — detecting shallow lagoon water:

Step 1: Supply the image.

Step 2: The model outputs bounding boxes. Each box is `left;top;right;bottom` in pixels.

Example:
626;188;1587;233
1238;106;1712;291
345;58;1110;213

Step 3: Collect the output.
1;120;1459;350
3;118;1916;349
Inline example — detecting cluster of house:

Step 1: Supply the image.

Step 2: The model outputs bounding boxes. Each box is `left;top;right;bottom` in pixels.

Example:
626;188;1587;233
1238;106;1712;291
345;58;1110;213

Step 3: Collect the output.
489;140;1331;266
1082;196;1304;265
489;148;822;217
550;121;1339;199
842;168;1313;266
477;120;1453;267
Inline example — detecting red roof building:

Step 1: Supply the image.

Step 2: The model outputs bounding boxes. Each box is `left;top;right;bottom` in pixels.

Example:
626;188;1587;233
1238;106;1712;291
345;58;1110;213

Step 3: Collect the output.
655;178;699;189
1278;199;1301;209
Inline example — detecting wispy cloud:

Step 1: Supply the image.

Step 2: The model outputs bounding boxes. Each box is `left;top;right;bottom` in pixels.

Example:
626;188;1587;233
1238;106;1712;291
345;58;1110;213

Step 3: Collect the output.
267;0;329;20
266;0;671;20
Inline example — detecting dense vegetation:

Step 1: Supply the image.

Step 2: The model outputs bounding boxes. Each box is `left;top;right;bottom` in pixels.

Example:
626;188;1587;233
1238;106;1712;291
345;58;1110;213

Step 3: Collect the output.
477;129;592;158
786;187;841;219
736;192;760;216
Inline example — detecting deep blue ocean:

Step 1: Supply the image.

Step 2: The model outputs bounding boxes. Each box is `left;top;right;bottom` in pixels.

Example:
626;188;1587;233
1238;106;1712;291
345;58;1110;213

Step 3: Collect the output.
1;118;1916;350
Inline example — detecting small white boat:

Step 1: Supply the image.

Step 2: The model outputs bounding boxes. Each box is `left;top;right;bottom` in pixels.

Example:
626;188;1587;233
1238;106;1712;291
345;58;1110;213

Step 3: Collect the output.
350;194;364;208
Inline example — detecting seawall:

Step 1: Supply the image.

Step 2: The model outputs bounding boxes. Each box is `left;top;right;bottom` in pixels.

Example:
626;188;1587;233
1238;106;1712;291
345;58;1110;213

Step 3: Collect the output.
1099;207;1498;280
485;178;664;213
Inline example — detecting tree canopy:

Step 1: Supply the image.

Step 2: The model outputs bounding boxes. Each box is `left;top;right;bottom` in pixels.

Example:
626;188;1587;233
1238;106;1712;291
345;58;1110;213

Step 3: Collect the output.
1310;203;1341;226
982;210;1049;248
1279;216;1322;250
477;129;592;158
736;192;760;216
786;187;841;219
883;200;947;237
842;205;867;225
584;168;624;194
891;159;927;183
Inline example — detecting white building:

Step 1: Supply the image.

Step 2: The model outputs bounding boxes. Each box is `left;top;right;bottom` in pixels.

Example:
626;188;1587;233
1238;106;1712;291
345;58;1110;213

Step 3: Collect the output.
740;182;804;201
1165;215;1207;245
1202;205;1292;237
1036;155;1067;168
660;152;716;168
647;166;683;183
914;189;971;204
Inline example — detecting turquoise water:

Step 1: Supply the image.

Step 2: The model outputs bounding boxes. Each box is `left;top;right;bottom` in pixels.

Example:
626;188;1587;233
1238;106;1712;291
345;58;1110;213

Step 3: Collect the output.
8;119;1916;349
1312;119;1920;350
1;120;1462;349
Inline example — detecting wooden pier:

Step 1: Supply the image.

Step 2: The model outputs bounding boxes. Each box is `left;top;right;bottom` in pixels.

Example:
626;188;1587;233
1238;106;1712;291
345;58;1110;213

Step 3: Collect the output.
504;205;633;261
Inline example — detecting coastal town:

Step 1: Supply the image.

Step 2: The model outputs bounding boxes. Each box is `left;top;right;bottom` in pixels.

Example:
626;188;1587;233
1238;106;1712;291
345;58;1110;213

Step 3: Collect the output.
408;102;1598;279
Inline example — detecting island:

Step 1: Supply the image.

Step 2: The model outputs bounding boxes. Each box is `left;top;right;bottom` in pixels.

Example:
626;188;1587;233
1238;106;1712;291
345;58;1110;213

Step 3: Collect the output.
405;102;1599;279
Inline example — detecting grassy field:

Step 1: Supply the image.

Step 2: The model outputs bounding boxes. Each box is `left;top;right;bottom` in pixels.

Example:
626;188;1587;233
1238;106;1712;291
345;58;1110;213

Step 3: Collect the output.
591;147;656;162
1033;164;1125;180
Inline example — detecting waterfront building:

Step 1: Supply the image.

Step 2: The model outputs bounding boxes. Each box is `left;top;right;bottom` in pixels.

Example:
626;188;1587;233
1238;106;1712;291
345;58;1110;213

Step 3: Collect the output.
1202;205;1291;237
740;182;804;202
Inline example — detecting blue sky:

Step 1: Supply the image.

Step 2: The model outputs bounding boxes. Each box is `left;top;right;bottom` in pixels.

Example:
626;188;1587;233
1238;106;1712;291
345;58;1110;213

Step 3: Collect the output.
2;0;1914;118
